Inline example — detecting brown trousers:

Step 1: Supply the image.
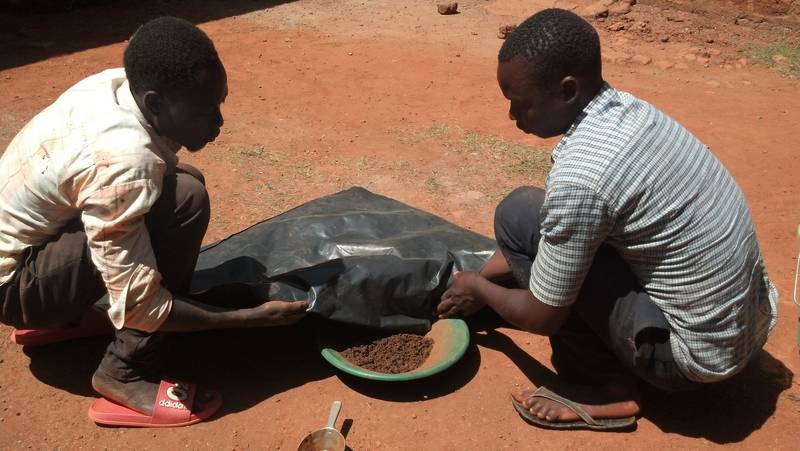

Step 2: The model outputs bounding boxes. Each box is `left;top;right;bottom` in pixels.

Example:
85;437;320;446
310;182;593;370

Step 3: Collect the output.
0;164;210;381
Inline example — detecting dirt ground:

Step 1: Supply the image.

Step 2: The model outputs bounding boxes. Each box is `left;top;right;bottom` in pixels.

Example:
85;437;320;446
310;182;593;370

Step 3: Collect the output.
1;0;800;449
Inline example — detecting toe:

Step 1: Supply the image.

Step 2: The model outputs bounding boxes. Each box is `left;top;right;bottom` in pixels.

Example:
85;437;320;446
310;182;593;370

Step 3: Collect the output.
194;388;216;409
512;387;536;405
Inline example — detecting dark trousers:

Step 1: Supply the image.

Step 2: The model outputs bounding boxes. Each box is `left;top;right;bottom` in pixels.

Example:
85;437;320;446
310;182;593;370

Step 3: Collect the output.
0;164;210;382
494;186;698;392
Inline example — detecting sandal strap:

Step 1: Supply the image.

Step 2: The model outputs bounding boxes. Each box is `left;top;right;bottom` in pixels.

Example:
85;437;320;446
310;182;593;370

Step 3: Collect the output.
529;386;600;426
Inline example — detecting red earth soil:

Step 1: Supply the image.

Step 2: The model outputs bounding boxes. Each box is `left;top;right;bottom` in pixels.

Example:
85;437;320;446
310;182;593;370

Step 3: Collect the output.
1;0;799;449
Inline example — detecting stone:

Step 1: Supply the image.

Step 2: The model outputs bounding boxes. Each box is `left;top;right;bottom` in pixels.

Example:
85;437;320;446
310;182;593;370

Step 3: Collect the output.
437;2;458;15
608;2;632;16
607;22;627;31
659;35;670;42
602;51;632;64
497;23;517;39
581;2;609;19
631;54;652;65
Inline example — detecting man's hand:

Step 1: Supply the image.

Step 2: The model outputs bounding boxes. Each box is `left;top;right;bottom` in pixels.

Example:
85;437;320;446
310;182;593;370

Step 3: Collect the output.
437;271;486;318
243;300;309;327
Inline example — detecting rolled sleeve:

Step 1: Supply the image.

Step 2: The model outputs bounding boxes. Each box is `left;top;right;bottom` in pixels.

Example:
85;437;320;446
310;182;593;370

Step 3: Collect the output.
79;177;173;332
529;182;612;307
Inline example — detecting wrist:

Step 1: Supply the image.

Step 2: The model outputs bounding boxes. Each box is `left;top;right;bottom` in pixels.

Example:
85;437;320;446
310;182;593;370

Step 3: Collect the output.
470;273;490;303
226;308;252;328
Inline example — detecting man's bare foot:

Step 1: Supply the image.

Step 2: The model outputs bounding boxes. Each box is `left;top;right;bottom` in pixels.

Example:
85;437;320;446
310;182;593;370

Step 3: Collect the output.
92;370;214;415
512;382;641;423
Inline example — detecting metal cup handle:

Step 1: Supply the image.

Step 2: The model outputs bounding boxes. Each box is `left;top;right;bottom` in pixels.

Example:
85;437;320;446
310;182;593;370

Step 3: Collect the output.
326;401;342;429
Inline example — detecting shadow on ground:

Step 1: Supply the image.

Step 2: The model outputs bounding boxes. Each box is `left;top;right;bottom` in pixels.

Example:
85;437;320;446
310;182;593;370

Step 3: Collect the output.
0;0;297;71
23;335;109;397
464;307;792;442
23;306;792;439
24;314;336;420
641;349;793;443
23;313;482;418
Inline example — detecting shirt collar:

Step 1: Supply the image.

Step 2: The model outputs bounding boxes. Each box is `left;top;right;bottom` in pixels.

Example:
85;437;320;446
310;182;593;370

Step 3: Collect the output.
115;77;181;168
551;82;614;162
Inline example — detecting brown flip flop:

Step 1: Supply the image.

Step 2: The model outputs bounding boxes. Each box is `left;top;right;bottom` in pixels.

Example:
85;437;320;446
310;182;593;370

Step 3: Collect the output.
510;386;637;431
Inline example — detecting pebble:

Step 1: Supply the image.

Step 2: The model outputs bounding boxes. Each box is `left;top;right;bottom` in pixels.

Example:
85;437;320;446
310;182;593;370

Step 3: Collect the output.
631;54;652;65
498;24;517;39
581;2;609;19
609;1;633;16
659;35;670;42
607;22;627;32
437;2;458;15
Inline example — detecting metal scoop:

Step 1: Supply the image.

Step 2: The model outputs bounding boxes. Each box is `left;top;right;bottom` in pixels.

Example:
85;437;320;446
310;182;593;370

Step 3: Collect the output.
297;400;346;451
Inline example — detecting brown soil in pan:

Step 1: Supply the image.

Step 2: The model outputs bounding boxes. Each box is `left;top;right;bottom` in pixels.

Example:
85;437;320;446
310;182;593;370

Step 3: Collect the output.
340;333;434;373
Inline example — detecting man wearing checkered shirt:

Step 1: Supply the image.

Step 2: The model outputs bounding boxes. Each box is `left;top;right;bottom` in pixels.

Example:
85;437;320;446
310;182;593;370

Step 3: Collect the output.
437;9;778;431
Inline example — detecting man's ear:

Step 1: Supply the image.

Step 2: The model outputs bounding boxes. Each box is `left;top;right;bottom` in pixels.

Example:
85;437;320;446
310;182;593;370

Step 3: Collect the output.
142;90;163;116
559;76;579;104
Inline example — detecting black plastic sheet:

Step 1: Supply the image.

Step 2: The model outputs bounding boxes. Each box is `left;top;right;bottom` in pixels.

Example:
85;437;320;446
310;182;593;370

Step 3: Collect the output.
190;187;495;333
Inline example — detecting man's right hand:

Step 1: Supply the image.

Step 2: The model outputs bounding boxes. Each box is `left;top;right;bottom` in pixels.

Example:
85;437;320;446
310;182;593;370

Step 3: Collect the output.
243;300;309;327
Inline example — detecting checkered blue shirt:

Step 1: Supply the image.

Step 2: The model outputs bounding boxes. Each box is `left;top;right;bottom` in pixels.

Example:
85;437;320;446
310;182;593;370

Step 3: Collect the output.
530;84;778;382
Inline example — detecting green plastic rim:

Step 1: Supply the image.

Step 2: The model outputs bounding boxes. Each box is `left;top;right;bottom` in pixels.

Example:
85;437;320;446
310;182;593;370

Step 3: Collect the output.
320;318;470;381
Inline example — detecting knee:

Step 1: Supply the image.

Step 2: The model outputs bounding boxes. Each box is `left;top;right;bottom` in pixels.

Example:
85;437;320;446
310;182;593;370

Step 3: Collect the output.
177;163;206;186
176;173;210;228
494;186;544;238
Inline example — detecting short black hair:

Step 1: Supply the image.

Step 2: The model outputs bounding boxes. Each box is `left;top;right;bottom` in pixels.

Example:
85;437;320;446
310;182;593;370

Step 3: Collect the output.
499;8;601;87
124;16;222;94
